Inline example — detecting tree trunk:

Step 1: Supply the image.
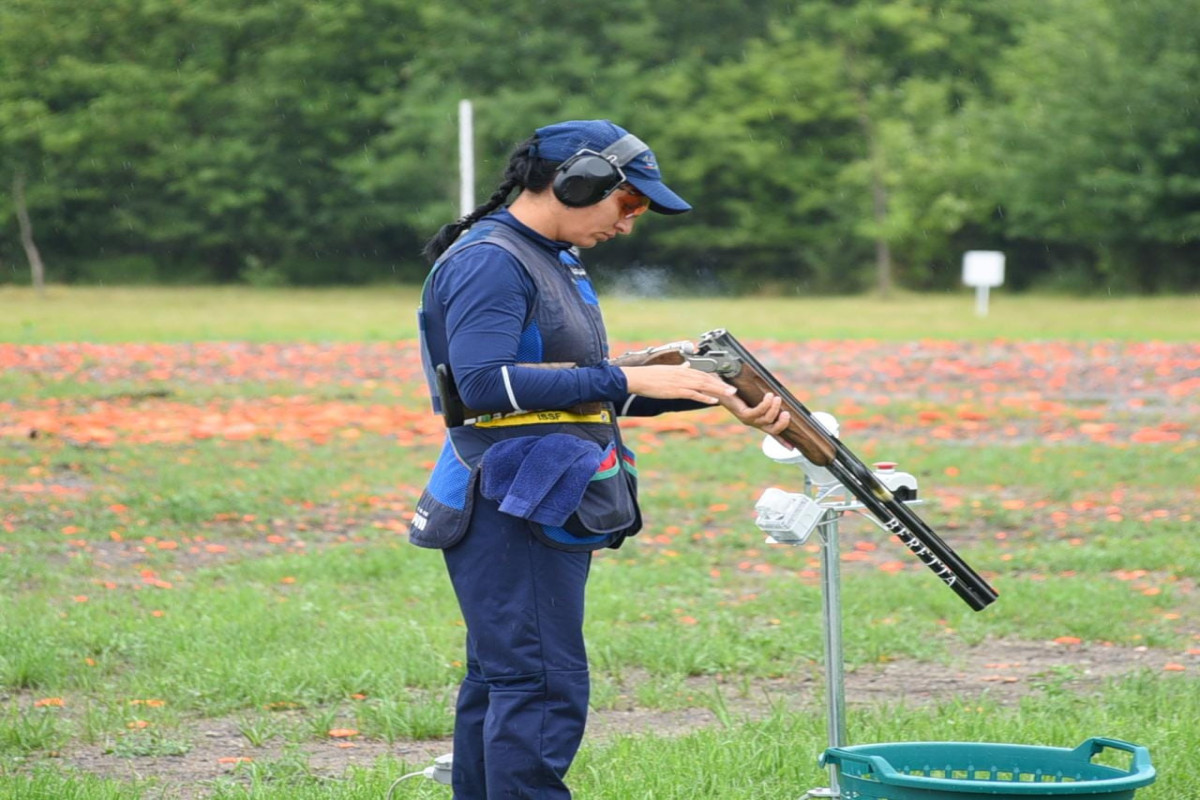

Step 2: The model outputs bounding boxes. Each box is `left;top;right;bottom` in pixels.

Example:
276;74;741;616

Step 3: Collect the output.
843;45;895;298
855;104;894;298
868;138;894;299
13;172;46;298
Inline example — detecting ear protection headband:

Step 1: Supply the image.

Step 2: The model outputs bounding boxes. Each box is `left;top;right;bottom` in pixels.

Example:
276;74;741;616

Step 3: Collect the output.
552;133;649;208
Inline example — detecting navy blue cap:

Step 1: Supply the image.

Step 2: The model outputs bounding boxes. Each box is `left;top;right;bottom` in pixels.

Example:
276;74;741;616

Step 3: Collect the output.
533;119;692;215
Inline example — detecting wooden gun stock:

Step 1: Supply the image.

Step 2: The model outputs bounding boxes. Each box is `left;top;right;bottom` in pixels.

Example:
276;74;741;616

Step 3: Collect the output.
607;341;693;368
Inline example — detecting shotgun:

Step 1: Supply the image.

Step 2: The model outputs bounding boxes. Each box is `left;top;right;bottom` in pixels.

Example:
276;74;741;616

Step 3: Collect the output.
619;329;999;611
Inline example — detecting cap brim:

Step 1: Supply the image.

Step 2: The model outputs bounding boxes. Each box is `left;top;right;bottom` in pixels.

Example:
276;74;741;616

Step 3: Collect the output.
624;170;691;215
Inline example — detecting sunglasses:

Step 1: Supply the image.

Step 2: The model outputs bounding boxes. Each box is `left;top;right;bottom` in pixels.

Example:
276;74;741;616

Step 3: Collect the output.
616;183;652;219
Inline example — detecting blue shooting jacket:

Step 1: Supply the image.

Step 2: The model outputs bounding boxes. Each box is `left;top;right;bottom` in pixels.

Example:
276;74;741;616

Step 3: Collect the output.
410;211;641;552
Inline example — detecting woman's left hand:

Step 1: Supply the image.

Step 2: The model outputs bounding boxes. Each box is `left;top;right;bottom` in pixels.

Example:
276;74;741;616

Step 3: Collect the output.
718;391;791;438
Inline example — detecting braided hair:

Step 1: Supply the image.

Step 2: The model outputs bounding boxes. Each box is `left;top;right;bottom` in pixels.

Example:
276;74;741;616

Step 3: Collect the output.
422;135;560;264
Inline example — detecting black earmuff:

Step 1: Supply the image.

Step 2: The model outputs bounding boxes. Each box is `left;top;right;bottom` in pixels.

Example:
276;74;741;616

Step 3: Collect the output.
552;134;649;208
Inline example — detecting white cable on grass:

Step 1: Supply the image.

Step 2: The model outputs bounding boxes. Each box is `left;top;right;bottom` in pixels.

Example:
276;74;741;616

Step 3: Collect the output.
385;770;427;800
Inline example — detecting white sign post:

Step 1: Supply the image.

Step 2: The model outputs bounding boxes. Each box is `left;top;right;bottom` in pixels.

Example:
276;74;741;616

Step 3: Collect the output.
458;99;475;217
962;251;1005;317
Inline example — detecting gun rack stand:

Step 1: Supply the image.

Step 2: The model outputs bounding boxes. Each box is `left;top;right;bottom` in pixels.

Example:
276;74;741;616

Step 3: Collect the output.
761;479;923;800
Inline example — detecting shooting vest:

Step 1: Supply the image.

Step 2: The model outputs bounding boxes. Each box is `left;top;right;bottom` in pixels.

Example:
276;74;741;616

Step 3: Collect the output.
410;219;640;552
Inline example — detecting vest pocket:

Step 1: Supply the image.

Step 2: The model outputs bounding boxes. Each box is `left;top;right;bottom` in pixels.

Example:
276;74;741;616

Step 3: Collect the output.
550;443;642;545
409;476;478;549
409;441;479;549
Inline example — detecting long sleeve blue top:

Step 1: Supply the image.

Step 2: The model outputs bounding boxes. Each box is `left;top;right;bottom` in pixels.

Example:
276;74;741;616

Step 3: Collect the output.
422;210;698;416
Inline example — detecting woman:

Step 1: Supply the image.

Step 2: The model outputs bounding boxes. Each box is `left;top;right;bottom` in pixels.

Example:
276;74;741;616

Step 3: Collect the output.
411;119;789;798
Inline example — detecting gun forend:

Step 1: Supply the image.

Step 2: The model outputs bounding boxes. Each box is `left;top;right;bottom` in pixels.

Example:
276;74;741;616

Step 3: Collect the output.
723;366;838;467
692;328;836;466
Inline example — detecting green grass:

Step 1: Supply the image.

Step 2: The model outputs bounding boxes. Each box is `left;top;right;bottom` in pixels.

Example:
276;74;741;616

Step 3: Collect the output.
3;285;1199;341
3;428;1195;795
3;676;1196;797
0;286;425;343
1;286;1197;797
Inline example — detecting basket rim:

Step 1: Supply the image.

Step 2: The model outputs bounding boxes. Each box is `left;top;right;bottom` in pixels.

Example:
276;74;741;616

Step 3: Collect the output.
821;738;1156;796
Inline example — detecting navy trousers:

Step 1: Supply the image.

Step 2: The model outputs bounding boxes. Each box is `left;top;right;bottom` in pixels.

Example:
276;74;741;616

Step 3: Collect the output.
443;492;592;799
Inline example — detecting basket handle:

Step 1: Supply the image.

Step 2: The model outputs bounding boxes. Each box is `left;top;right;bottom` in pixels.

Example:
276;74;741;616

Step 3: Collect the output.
1072;737;1153;775
820;747;900;779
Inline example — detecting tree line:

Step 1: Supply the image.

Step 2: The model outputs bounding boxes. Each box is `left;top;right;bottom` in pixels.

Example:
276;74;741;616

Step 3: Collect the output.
1;0;1197;294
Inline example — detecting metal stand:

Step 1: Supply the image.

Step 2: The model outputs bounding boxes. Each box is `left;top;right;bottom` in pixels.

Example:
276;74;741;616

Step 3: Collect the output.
758;476;853;799
802;489;849;800
754;433;922;799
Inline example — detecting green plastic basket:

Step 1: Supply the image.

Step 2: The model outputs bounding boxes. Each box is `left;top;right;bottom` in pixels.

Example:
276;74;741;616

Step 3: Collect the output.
820;738;1155;800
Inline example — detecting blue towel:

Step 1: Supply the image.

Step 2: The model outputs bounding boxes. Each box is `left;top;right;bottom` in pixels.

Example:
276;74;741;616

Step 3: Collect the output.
480;434;603;526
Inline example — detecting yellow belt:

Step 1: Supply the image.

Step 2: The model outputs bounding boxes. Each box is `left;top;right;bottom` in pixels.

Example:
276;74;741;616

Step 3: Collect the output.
471;409;612;428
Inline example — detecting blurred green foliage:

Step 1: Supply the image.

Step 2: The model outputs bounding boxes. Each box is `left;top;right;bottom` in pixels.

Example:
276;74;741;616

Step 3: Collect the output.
0;0;1196;292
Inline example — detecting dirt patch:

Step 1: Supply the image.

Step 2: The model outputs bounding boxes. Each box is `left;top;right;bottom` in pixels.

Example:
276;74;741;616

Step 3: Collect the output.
591;638;1191;733
34;637;1193;798
845;638;1187;704
57;723;448;797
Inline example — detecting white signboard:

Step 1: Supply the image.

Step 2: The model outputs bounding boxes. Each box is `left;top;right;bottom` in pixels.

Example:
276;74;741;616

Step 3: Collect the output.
963;251;1005;287
962;251;1005;316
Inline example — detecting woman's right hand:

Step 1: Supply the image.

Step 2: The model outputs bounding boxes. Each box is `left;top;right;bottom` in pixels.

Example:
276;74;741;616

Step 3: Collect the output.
620;364;737;404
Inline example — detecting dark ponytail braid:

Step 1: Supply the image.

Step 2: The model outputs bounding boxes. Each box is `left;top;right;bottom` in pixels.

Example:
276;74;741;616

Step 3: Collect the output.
422;135;561;264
